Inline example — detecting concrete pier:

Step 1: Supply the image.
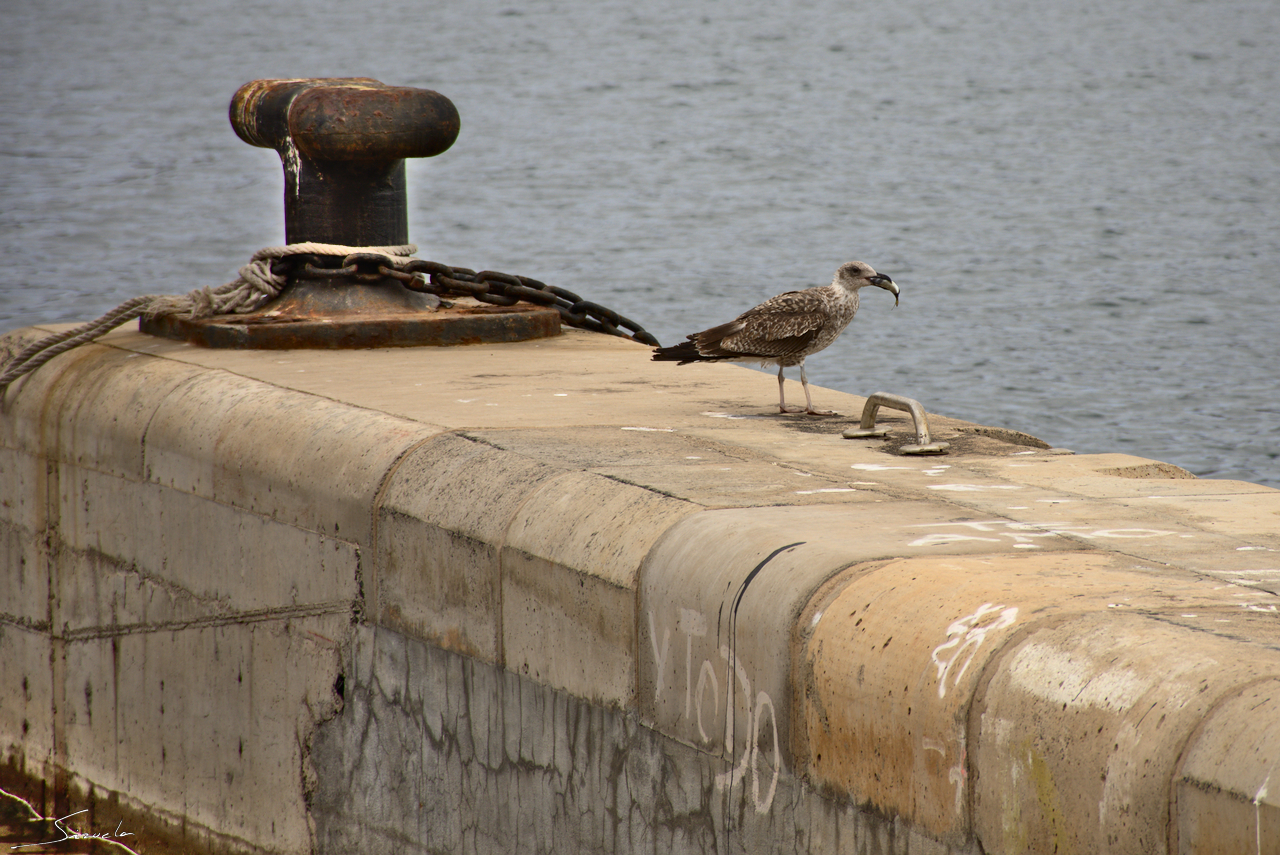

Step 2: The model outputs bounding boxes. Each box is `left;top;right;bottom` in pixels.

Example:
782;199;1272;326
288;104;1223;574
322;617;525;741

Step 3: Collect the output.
2;322;1277;854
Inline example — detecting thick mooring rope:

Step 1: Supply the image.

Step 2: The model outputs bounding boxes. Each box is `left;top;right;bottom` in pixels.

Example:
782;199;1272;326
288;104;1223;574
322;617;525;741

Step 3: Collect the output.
0;243;416;394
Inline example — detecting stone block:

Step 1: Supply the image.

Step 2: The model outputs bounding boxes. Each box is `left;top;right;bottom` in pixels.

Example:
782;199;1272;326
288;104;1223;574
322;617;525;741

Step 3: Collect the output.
0;335;203;481
465;425;874;509
1175;678;1280;855
0;518;46;628
144;369;438;542
59;615;345;851
638;500;1094;778
0;624;53;773
798;551;1280;843
972;613;1280;853
54;465;360;626
374;433;561;660
0;446;51;535
503;471;697;706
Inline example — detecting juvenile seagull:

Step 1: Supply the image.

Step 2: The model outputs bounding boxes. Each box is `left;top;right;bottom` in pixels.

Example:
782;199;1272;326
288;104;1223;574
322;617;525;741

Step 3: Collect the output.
651;262;899;415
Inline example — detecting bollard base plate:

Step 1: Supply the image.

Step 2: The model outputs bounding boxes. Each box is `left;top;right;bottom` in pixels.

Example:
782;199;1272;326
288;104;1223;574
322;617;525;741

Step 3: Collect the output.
141;303;561;349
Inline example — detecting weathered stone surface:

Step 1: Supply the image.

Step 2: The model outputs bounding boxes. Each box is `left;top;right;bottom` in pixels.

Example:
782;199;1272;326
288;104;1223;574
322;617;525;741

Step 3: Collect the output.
310;625;979;855
0;450;46;627
973;614;1280;854
61;616;345;851
466;425;876;508
798;552;1280;845
0;624;53;771
2;323;1278;855
1174;678;1280;855
54;464;360;626
502;470;697;706
637;501;1086;771
144;367;440;543
374;432;561;660
0;335;204;481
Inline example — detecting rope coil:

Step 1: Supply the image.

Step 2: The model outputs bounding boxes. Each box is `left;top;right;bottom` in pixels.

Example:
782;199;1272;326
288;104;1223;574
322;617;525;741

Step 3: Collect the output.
0;243;417;393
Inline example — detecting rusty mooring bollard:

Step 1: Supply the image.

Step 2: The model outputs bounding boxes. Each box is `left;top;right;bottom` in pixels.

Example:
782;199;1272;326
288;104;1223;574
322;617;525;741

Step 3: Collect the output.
142;78;560;349
230;77;458;247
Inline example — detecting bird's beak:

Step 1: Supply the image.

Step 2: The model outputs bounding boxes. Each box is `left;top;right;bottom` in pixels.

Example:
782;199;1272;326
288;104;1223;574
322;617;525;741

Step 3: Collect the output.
872;274;899;306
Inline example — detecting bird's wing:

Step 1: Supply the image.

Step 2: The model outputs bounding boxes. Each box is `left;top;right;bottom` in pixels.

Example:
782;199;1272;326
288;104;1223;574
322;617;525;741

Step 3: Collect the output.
718;318;824;359
714;289;830;358
742;289;833;326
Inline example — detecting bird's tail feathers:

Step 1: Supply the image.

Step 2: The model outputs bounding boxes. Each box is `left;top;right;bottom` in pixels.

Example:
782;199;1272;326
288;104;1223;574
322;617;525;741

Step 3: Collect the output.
651;340;706;365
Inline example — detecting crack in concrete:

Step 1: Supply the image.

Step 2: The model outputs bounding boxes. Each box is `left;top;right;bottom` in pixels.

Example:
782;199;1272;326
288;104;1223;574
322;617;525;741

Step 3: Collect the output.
310;628;969;854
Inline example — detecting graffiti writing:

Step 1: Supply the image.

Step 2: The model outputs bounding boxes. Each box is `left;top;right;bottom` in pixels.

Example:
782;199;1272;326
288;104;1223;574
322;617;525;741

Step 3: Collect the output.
908;520;1176;549
647;607;780;814
931;602;1019;698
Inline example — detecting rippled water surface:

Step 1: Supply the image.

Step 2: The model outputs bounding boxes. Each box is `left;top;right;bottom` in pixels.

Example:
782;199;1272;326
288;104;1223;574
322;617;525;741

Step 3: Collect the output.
2;0;1277;485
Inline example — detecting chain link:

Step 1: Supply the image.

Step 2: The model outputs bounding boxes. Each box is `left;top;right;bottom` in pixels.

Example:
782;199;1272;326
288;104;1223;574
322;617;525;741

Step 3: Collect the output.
276;254;660;346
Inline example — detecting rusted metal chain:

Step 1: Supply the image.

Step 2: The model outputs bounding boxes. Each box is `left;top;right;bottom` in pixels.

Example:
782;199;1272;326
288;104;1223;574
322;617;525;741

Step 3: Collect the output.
282;253;658;345
1;246;659;396
389;259;659;346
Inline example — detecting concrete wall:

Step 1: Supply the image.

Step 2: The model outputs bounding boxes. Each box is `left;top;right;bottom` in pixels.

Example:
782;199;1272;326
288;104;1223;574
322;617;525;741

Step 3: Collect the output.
2;323;1278;854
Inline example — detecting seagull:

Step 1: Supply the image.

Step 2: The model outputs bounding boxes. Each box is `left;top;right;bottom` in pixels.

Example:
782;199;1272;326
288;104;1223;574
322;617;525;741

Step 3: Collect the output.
651;261;899;415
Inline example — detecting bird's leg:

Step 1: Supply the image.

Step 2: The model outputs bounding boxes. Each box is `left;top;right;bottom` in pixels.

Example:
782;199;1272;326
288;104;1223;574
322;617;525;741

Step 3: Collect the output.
778;364;806;413
799;363;838;416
